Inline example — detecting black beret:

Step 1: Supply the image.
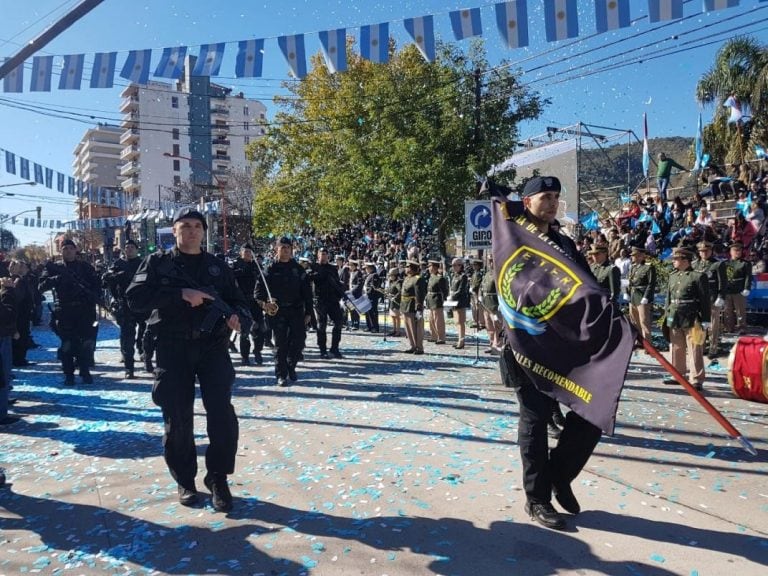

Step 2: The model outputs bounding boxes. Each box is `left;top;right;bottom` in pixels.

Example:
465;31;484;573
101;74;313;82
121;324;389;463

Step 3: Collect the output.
522;176;562;198
61;239;76;248
278;236;292;246
172;207;208;230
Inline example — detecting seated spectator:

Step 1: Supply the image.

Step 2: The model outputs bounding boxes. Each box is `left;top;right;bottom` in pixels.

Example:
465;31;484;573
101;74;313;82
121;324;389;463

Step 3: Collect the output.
729;212;758;249
747;201;765;232
615;200;641;228
695;207;713;226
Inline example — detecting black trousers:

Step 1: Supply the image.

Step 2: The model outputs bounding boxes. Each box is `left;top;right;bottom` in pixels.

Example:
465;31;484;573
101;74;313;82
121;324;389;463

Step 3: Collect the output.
152;333;238;488
269;307;306;378
239;301;265;360
56;304;97;376
315;300;343;353
516;380;602;505
12;312;31;364
365;296;380;331
118;315;141;370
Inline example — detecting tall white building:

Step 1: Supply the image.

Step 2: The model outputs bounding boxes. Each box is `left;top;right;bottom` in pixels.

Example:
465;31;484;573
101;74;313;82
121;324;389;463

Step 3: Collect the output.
118;58;267;207
72;123;123;220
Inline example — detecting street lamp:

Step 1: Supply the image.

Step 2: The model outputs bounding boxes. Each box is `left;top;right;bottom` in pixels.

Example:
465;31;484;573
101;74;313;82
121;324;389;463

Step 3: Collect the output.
0;181;37;190
163;152;229;252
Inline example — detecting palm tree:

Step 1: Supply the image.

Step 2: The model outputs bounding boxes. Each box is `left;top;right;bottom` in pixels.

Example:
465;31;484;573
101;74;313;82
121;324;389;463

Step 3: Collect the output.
696;36;768;164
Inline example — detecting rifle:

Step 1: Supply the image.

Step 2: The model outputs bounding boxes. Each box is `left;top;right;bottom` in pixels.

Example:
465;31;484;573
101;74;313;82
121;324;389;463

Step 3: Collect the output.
44;261;98;304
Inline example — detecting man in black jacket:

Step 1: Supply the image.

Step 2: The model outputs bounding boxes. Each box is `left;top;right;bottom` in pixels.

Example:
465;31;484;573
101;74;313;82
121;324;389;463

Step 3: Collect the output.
231;244;266;365
310;247;345;359
126;207;248;512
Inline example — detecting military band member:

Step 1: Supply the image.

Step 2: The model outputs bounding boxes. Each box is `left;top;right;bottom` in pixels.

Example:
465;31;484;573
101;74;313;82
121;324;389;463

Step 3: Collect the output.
664;247;710;391
449;258;471;349
469;258;485;329
347;260;363;330
425;260;449;344
310;248;346;359
627;247;657;342
693;241;726;360
363;261;382;333
480;255;502;352
336;254;350;329
232;244;266;365
386;268;403;337
400;260;427;354
588;245;621;303
724;242;752;334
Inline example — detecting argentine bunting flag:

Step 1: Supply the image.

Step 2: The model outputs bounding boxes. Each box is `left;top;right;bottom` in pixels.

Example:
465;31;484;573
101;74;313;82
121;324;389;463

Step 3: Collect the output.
235;39;265;78
450;7;482;40
495;1;529;49
319;28;347;73
155;46;187;79
703;0;739;11
278;34;308;78
595;0;630;33
59;54;85;90
545;0;579;41
30;56;54;92
404;16;436;62
360;23;389;63
3;59;23;93
90;52;116;88
192;43;225;76
648;0;683;22
120;50;152;84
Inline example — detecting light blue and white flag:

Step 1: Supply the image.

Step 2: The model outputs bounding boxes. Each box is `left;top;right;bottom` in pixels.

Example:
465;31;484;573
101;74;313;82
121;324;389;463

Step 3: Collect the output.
90;52;116;88
2;59;23;93
404;16;436;62
59;54;85;90
545;0;579;41
235;39;264;77
120;50;152;84
5;151;15;175
756;145;766;159
30;55;54;92
155;46;187;79
45;167;53;188
20;158;29;180
33;163;44;184
595;0;630;33
360;23;389;63
723;95;743;123
57;172;65;192
319;28;347;73
192;43;225;76
495;1;529;49
450;7;482;40
648;0;683;22
68;176;75;195
278;34;308;78
703;0;739;12
693;113;704;171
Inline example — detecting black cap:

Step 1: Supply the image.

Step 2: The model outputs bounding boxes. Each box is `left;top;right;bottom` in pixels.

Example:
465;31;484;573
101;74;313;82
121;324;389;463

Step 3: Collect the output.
125;239;138;248
522;176;562;198
61;238;76;248
278;236;292;246
172;206;208;230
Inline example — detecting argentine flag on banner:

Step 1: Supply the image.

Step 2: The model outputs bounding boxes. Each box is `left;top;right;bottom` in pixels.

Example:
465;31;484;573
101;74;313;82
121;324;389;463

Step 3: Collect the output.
360;23;389;63
20;158;29;180
450;8;482;40
2;59;23;93
235;39;264;77
33;163;44;184
120;50;152;84
5;151;15;175
319;28;347;73
30;56;54;92
59;54;85;90
404;16;436;62
545;0;579;41
703;0;739;11
155;46;187;79
648;0;683;22
278;34;307;78
495;1;529;49
57;172;65;192
595;0;630;33
193;43;225;76
45;167;53;188
90;52;116;88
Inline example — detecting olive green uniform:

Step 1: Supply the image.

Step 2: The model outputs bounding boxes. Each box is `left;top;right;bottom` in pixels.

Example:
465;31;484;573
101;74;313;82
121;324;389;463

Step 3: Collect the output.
425;273;449;342
693;258;726;356
724;258;753;333
628;261;656;341
470;267;484;328
400;274;427;353
665;268;710;385
590;261;621;303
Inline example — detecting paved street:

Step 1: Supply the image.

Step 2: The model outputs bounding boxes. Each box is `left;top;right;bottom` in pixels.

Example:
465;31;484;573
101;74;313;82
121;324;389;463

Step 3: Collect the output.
1;314;767;575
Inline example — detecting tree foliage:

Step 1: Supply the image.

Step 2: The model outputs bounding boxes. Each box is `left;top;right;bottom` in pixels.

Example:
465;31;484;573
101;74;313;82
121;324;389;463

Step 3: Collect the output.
247;38;546;246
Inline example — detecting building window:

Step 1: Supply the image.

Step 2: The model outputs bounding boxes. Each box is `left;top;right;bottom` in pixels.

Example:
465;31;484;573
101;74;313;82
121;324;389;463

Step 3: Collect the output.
171;96;179;109
244;136;250;145
260;112;265;119
172;144;180;156
173;175;181;186
243;121;249;131
172;128;179;140
173;160;180;172
245;165;252;176
244;105;249;115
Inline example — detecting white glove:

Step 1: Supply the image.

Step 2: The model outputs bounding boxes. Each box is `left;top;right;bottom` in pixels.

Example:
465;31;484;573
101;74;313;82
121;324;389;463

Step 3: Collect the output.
701;322;711;330
416;311;423;321
714;297;725;308
640;297;649;305
742;289;751;297
492;314;499;322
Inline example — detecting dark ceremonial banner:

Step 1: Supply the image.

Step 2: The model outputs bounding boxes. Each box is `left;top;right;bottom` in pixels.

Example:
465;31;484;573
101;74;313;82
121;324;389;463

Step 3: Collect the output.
492;197;635;434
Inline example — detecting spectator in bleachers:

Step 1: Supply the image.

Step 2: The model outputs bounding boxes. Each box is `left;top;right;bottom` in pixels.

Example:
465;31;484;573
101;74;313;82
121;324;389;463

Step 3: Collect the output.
729;212;758;250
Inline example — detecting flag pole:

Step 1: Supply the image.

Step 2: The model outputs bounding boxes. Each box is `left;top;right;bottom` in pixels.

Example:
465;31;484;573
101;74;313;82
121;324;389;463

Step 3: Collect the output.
641;338;757;455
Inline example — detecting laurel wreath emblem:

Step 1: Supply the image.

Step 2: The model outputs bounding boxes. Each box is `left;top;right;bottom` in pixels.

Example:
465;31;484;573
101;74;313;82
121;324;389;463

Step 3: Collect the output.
501;261;562;319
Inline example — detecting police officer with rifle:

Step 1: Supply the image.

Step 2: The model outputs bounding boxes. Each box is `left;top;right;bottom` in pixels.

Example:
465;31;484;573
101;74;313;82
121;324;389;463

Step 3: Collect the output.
310;247;346;359
39;238;100;386
231;244;265;365
126;207;250;512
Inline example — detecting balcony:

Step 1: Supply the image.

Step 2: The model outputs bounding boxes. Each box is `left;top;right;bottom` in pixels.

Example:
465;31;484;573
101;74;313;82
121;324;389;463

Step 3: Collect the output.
120;161;139;177
212;138;230;147
211;105;229;116
212;123;229;135
214;155;231;163
212;168;229;177
119;128;139;145
120;145;139;160
119;95;139;113
122;175;140;191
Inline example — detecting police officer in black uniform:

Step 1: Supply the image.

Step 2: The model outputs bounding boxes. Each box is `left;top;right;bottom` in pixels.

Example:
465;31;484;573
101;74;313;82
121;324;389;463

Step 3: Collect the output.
103;240;145;379
310;247;346;359
232;244;265;365
39;239;100;386
126;207;248;512
255;237;312;386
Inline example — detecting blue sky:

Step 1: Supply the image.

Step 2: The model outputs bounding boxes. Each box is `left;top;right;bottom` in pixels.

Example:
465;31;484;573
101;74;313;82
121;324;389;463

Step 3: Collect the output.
1;0;767;246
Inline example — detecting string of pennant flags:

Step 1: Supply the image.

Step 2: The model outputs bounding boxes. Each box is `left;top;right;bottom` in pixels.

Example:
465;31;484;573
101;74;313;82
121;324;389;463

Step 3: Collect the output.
1;0;753;93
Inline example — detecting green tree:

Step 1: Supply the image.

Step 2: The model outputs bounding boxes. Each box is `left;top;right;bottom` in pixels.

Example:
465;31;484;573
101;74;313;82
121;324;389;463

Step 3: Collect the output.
696;36;768;164
248;38;545;249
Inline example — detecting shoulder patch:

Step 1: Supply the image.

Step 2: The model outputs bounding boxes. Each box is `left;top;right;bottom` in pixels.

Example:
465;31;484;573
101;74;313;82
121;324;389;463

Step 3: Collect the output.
133;272;148;283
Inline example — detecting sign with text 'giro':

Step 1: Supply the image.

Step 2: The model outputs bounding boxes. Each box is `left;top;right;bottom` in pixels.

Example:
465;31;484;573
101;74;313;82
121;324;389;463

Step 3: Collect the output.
465;200;492;250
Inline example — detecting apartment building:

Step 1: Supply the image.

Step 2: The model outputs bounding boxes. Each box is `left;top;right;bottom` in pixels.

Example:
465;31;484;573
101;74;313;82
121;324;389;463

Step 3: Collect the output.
72;123;124;220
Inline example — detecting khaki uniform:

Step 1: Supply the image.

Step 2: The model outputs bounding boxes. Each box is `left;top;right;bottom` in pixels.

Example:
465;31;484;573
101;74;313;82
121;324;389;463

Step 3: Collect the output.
665;268;710;385
628;261;657;341
724;258;753;333
590;261;621;303
425;273;449;342
693;258;727;356
470;267;484;328
480;269;501;348
400;274;427;352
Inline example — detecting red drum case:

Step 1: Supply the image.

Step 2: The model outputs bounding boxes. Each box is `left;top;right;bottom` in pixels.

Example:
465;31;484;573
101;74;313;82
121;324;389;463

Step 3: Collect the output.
728;336;768;404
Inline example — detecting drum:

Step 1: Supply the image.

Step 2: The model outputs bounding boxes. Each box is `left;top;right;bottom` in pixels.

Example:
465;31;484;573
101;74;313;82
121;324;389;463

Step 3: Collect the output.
727;336;768;403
